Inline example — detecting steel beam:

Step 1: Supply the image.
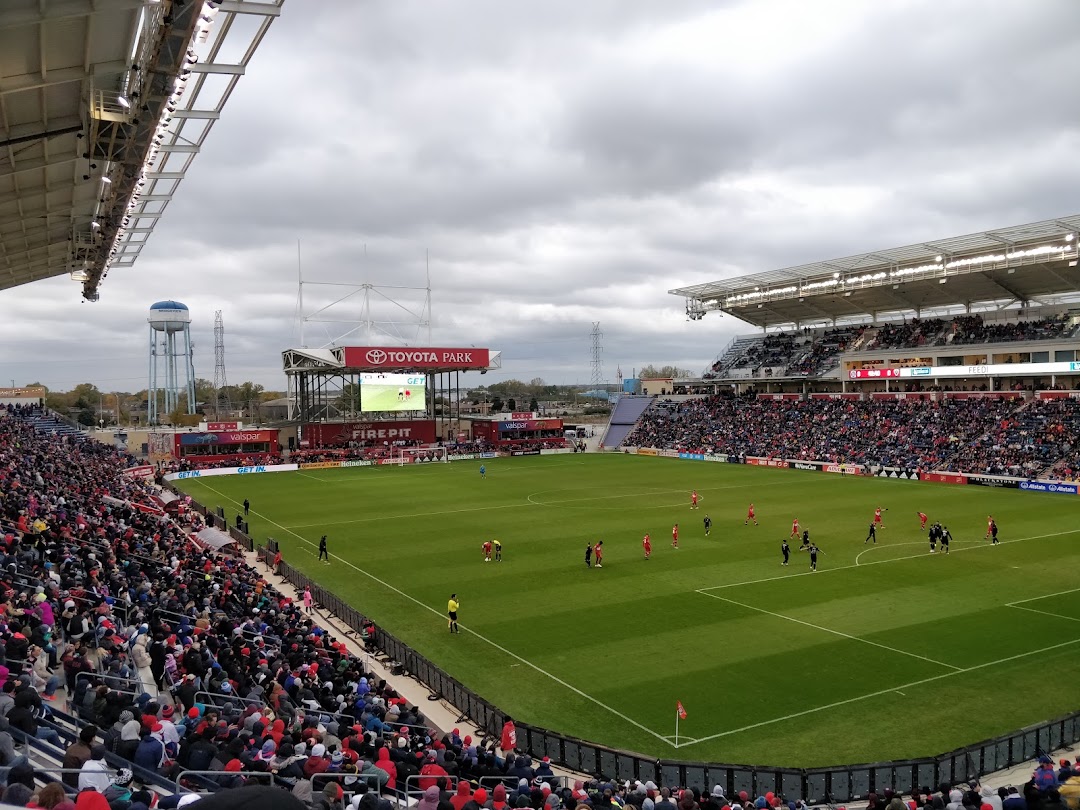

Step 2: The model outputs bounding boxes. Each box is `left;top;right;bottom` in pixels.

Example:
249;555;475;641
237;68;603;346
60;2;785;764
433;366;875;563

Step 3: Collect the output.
0;61;131;96
171;110;221;120
216;1;283;16
0;0;144;31
188;63;246;76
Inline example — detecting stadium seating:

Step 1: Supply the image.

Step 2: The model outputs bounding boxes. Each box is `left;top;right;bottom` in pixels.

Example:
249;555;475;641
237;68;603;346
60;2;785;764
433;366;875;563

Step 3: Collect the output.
622;395;1080;476
602;397;655;447
703;314;1080;380
5;397;1077;810
0;404;567;807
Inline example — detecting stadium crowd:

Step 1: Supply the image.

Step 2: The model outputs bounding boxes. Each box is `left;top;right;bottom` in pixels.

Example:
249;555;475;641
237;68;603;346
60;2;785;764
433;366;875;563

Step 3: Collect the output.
705;314;1078;381
622;395;1080;476
0;406;559;806
4;401;1080;810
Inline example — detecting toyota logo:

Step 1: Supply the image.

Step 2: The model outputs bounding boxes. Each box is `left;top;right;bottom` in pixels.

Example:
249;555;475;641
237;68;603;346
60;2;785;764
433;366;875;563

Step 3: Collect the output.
366;349;387;365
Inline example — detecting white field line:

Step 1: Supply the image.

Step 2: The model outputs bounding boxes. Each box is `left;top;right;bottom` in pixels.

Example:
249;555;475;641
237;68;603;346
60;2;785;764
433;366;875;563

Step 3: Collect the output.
1007;586;1080;606
854;539;979;565
1008;605;1080;623
192;480;674;748
682;635;1080;747
696;590;962;671
700;529;1080;591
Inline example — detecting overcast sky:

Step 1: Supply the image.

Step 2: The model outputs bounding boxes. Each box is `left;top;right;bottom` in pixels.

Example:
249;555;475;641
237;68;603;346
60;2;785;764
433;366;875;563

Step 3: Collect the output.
3;0;1079;392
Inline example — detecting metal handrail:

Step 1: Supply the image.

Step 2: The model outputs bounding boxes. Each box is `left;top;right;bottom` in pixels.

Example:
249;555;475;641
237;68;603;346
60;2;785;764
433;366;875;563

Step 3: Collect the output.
195;690;265;708
174;769;273;793
76;670;140;689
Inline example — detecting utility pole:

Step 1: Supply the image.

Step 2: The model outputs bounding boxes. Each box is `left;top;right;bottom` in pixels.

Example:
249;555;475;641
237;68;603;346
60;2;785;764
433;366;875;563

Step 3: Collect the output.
590;322;604;388
213;310;232;419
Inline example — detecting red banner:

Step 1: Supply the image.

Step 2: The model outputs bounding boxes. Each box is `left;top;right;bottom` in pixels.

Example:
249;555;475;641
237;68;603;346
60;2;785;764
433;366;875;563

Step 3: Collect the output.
920;471;967;485
942;391;1023;400
848;368;902;379
1036;391;1080;400
746;457;790;468
303;420;437;445
870;392;932;400
342;346;490;371
497;418;562;431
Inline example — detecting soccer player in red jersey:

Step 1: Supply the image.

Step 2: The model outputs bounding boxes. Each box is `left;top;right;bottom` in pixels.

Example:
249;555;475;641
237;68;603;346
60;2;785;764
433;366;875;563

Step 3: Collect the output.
874;507;885;529
671;524;679;548
790;517;799;539
642;533;652;560
593;540;604;568
746;503;757;526
482;540;493;562
917;511;928;531
691;490;699;510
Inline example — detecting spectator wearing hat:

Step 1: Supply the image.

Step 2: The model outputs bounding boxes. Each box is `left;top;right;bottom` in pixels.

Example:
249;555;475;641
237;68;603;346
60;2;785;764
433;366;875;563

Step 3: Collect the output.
315;782;345;810
63;725;98;788
373;747;397;790
103;768;135;810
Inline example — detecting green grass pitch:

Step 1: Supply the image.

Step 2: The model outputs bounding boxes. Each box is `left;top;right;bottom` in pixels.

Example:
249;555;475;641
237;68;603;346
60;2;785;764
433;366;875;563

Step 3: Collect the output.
177;455;1080;767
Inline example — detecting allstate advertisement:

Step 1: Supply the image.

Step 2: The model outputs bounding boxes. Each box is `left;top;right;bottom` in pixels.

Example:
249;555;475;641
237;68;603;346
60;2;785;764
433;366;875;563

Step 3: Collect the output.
1019;480;1078;495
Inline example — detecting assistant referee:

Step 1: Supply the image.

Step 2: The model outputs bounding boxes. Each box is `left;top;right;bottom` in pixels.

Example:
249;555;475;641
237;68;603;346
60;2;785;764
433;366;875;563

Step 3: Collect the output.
447;593;460;634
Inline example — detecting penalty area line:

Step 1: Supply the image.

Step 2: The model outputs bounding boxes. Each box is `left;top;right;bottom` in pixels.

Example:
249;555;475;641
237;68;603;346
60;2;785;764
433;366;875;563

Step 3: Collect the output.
191;480;674;748
696;590;961;671
681;635;1080;748
699;528;1080;592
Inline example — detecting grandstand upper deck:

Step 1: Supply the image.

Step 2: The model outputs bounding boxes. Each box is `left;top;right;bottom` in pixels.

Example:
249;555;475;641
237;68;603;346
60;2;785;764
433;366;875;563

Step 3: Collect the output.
672;215;1080;329
701;309;1080;382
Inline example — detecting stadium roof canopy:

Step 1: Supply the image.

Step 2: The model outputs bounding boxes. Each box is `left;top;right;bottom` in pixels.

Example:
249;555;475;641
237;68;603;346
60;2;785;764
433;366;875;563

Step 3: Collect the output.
670;215;1080;329
0;0;283;302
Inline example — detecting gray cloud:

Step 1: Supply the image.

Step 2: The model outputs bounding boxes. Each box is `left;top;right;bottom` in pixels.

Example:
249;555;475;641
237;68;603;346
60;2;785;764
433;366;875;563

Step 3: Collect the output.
2;0;1078;393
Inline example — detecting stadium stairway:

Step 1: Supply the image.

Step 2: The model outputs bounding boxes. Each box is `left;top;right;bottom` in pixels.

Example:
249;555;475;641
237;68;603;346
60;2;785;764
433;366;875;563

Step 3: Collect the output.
601;395;655;447
242;547;594;792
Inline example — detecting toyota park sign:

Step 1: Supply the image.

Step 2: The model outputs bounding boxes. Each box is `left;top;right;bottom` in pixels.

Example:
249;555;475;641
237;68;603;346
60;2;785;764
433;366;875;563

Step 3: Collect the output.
342;346;491;371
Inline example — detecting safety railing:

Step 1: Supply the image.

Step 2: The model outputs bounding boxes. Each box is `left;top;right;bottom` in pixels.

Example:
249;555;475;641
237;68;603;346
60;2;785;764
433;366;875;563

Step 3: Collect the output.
116;491;1065;807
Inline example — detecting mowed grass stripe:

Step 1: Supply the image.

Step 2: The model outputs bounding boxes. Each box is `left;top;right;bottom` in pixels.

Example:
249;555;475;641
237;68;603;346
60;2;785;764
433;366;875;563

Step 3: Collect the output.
178;455;1080;766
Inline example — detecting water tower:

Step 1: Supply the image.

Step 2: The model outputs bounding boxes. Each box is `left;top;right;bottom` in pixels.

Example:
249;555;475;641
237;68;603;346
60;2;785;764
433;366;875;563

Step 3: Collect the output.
148;300;197;425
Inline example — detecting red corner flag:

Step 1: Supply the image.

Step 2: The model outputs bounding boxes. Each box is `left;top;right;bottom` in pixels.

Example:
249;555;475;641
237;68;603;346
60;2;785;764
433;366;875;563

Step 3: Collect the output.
677;701;687;720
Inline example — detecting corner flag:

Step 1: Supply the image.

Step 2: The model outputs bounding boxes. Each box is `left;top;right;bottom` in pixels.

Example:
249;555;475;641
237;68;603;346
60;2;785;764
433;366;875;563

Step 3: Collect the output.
677;701;687;719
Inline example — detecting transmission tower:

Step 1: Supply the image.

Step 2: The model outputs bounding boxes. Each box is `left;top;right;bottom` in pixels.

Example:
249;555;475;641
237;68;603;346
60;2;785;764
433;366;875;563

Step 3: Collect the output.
590;322;604;387
213;310;232;419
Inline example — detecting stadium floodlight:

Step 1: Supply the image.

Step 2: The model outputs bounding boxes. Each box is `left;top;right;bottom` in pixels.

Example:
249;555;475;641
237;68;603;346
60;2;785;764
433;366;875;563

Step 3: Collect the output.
117;95;131;109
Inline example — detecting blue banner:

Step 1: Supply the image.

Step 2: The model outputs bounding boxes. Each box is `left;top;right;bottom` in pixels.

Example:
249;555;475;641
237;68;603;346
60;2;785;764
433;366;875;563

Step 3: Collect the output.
1019;480;1078;495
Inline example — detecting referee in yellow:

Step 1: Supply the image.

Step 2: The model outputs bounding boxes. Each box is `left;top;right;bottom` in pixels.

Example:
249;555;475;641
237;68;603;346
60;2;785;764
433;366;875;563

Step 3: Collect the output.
447;593;460;634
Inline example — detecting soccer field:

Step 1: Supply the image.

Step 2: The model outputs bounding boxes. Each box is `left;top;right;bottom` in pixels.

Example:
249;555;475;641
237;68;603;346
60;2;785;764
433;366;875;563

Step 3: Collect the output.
177;455;1080;768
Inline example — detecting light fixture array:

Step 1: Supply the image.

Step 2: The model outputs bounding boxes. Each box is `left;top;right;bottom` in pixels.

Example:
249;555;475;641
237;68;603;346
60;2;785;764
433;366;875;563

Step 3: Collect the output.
723;239;1078;306
99;1;221;277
